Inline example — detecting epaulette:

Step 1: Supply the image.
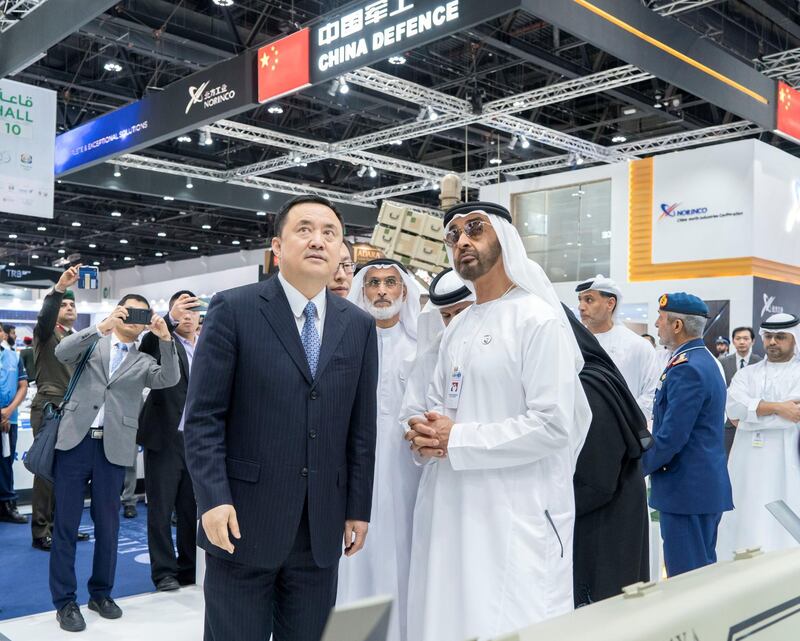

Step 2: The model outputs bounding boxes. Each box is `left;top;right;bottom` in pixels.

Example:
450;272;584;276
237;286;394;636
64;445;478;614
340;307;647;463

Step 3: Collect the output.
666;352;689;370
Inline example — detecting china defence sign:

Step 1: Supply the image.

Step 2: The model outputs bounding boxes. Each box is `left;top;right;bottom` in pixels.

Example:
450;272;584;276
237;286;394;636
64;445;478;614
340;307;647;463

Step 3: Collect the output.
309;0;521;82
0;79;56;219
257;29;311;103
776;81;800;145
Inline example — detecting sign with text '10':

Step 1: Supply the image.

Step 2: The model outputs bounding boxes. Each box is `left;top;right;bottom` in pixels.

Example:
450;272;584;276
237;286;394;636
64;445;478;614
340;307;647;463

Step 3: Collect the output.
309;0;522;83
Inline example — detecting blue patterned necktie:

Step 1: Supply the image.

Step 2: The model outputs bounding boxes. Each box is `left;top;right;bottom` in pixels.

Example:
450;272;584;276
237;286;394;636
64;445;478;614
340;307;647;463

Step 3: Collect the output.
110;343;128;377
301;302;320;378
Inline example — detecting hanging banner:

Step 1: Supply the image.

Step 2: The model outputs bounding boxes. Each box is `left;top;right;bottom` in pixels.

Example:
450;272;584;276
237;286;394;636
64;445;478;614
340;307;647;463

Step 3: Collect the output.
0;79;56;219
776;81;800;145
54;51;256;176
258;29;311;103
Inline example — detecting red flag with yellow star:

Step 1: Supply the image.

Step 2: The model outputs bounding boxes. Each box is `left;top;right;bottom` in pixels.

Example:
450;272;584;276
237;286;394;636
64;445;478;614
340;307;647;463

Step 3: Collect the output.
777;81;800;144
258;29;310;104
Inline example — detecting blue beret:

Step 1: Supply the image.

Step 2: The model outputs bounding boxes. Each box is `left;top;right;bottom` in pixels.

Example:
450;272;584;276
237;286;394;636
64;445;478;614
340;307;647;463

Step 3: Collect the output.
658;292;708;318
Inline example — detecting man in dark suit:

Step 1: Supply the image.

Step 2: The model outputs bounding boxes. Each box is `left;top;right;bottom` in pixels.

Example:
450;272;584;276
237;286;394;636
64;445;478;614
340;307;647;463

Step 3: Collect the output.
719;326;762;456
138;290;201;592
184;194;378;641
51;295;180;632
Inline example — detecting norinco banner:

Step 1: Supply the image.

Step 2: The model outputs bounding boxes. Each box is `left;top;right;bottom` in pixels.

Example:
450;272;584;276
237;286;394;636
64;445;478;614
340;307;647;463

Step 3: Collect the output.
54;50;256;176
309;0;522;82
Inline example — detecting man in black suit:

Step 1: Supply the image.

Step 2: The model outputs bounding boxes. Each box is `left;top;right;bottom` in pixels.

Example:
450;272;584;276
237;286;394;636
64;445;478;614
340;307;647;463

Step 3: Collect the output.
138;290;201;592
719;326;762;456
184;195;378;641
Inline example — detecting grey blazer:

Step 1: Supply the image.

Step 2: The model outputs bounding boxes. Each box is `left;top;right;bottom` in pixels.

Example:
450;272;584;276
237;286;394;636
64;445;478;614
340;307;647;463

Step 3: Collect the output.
720;351;763;387
54;325;181;466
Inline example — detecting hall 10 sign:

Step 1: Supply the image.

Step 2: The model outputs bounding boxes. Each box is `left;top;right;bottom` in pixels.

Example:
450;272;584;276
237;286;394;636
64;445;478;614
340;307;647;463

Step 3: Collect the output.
310;0;460;81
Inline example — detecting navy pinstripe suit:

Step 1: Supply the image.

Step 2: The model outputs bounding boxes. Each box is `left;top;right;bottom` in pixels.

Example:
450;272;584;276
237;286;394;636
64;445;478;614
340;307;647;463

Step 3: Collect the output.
184;275;378;641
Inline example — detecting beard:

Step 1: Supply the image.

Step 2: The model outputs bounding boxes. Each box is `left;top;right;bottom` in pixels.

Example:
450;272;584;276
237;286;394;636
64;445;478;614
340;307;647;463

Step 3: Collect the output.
454;239;502;281
365;297;404;321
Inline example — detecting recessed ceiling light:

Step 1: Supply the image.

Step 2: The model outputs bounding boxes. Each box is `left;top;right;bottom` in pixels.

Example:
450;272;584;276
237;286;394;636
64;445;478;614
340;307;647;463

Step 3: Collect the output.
267;105;284;114
256;211;266;216
212;0;234;5
201;224;211;230
110;211;122;217
163;196;175;201
232;240;240;245
489;158;502;165
58;249;65;254
104;61;122;72
93;261;100;266
37;225;46;231
155;252;163;257
388;55;407;65
124;256;133;261
190;245;199;251
8;234;17;239
612;135;627;143
622;107;637;115
157;232;167;237
88;243;97;248
389;140;402;146
119;239;128;244
177;135;192;143
31;254;39;259
71;221;81;227
8;262;15;267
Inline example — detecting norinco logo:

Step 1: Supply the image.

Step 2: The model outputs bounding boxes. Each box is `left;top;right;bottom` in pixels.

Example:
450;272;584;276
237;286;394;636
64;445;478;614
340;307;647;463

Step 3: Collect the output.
761;293;784;317
185;80;236;114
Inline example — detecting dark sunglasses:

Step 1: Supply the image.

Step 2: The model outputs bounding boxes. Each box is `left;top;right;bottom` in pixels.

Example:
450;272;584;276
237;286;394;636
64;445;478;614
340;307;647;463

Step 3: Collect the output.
444;219;493;247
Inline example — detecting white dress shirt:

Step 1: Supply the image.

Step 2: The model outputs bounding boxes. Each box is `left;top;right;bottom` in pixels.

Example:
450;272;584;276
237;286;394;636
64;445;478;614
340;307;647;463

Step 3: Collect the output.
736;350;753;370
91;331;134;427
277;272;326;340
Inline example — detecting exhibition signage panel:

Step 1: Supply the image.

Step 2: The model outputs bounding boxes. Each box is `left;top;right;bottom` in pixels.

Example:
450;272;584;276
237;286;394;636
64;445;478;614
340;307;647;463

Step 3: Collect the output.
0;79;56;218
522;0;777;130
258;29;311;103
776;81;800;145
751;276;800;354
54;51;256;176
651;142;752;265
309;0;522;82
0;264;61;288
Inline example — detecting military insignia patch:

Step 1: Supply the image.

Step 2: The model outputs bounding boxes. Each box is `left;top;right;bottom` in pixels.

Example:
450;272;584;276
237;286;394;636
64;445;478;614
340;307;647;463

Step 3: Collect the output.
659;294;669;308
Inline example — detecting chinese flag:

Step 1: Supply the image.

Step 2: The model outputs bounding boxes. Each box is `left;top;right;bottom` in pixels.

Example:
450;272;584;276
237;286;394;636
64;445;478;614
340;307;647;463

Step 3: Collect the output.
777;81;800;144
258;29;310;104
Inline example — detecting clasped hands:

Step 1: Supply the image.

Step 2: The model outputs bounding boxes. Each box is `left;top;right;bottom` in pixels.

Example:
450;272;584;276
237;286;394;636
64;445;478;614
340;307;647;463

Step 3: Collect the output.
405;411;454;459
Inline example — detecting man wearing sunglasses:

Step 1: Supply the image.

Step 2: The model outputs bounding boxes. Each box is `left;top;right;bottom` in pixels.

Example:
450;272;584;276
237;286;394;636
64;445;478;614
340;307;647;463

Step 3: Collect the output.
406;202;591;641
328;239;356;298
342;258;421;641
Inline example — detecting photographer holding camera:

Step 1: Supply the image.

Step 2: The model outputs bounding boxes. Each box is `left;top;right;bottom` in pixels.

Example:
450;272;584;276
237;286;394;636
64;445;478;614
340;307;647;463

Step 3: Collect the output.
49;294;180;633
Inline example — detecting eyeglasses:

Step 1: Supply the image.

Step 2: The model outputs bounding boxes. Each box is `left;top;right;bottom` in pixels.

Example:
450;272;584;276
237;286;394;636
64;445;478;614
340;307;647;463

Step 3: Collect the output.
444;219;493;247
365;277;401;290
337;261;356;274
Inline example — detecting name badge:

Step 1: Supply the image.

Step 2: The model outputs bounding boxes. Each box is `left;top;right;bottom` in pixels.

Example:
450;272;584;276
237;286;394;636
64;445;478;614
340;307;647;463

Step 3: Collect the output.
752;431;765;448
446;367;463;410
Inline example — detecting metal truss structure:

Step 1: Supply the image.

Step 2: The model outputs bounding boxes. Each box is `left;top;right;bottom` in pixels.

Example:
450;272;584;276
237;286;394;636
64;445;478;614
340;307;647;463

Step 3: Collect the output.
0;0;50;33
756;47;800;88
613;120;762;155
645;0;723;16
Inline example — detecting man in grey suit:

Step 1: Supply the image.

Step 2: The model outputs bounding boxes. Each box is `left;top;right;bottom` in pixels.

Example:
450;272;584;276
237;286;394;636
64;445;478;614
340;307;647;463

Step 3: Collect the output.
49;294;180;632
720;326;762;456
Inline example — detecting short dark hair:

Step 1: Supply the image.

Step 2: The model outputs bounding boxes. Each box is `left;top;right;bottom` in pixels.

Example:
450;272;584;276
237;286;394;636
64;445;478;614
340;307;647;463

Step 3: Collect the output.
2;324;15;333
169;290;195;309
343;238;354;260
117;293;151;308
274;195;343;238
732;326;755;340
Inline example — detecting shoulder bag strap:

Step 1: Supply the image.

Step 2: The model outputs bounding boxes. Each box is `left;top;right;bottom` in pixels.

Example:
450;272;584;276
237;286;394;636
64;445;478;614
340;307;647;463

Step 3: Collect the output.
61;341;97;406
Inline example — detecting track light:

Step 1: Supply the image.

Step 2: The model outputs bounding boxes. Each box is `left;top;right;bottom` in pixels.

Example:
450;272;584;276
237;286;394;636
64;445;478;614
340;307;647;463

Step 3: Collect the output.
611;135;627;143
113;164;121;178
327;78;341;96
267;104;284;114
177;135;192;143
368;166;377;179
338;77;350;94
262;191;270;200
357;165;368;178
489;157;502;166
427;106;438;121
508;135;519;151
104;61;122;73
186;177;194;189
389;55;407;65
520;136;530;149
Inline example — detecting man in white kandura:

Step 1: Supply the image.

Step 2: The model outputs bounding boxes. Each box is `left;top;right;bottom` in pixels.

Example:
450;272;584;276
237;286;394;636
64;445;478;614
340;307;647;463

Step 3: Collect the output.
717;312;800;558
406;201;592;641
342;258;421;641
576;275;660;418
400;267;474;428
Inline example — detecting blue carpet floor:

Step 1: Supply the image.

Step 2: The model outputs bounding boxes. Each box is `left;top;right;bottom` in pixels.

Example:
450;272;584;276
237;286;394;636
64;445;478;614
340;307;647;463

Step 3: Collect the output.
0;503;158;621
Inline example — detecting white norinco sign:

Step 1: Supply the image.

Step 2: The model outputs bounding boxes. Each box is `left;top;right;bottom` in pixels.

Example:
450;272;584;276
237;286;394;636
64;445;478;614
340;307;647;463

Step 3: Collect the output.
314;0;460;73
185;80;237;115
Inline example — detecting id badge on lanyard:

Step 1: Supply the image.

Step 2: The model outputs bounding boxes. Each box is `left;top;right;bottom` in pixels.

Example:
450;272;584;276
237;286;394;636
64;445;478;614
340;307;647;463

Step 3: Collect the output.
446;366;463;410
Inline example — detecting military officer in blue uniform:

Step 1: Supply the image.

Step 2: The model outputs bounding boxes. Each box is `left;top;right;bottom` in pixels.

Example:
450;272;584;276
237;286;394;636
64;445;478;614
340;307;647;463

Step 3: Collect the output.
643;292;733;576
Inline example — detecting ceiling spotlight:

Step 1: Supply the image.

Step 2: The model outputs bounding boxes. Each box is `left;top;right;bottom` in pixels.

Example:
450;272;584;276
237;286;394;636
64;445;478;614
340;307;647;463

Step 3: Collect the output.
190;245;199;251
212;0;234;6
93;261;101;266
110;210;122;217
163;195;175;201
388;55;407;65
262;191;270;200
124;256;133;261
622;107;637;116
8;234;17;239
671;96;682;108
7;262;14;267
357;165;368;178
256;210;267;217
267;104;284;114
157;232;167;237
416;106;428;122
327;78;341;96
489;157;502;165
89;243;97;248
520;136;531;149
58;249;65;254
198;129;212;146
177;135;192;143
31;254;39;259
113;164;121;178
338;77;350;94
389;140;402;146
512;100;525;108
653;101;663;108
155;252;163;257
611;135;627;143
120;239;128;244
368;166;377;179
232;240;241;245
186;177;194;189
508;135;519;151
37;225;46;231
575;154;584;166
201;224;212;230
71;221;81;227
104;61;122;73
427;106;439;121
